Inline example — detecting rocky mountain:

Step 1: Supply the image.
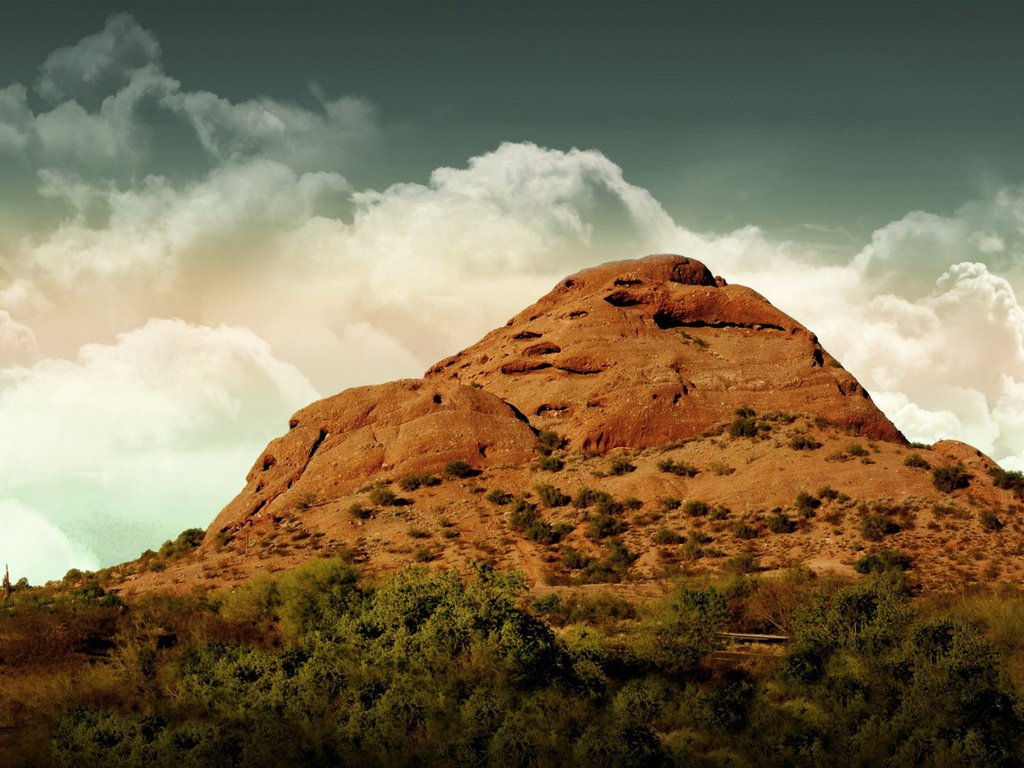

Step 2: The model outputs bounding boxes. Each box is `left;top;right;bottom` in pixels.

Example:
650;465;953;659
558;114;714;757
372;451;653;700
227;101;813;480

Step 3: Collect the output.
112;255;1024;596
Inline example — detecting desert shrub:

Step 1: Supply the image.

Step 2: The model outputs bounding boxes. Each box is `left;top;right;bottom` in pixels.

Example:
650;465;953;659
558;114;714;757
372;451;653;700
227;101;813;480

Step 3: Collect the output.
980;510;1004;531
368;485;403;506
524;521;573;545
734;522;759;539
535;430;567;456
709;505;731;520
653;527;685;545
904;453;931;470
606;538;638;570
767;511;797;534
855;549;913;574
861;512;900;541
660;497;681;511
157;528;205;559
560;546;592;570
622;497;644;511
445;460;477;478
608;456;636;475
536;455;564;472
846;443;869;457
725;553;760;574
398;473;441;491
990;467;1024;499
729;416;759;438
407;528;430;539
794;492;821;517
709;461;735;476
573;486;604;508
690;529;712;544
485;488;513;505
684;500;710;517
817;486;840;501
587;513;627;539
348;502;374;520
789;435;822;451
508;499;540;530
933;464;970;493
535;483;570;508
657;458;699;477
413;544;441;562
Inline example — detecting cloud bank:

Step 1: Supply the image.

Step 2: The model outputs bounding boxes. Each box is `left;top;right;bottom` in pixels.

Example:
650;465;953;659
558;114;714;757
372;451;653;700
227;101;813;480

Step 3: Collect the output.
1;14;1023;581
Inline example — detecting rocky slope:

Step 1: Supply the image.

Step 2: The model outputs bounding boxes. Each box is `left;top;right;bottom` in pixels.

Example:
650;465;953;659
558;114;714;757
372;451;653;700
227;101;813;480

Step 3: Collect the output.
107;255;1024;596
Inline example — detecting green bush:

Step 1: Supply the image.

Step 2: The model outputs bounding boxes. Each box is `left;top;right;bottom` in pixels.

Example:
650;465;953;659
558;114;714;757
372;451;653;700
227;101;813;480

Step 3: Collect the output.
734;522;759;539
536;455;564;472
846;443;869;457
933;464;970;492
368;485;403;506
485;488;513;505
855;549;913;574
789;435;822;451
398;473;441;491
767;511;796;534
445;460;477;478
684;500;710;517
534;483;570;508
653;527;685;545
729;416;759;438
794;492;821;517
349;502;374;520
587;513;627;539
904;453;931;470
535;430;567;456
608;456;636;475
980;510;1004;531
657;458;699;477
861;512;900;541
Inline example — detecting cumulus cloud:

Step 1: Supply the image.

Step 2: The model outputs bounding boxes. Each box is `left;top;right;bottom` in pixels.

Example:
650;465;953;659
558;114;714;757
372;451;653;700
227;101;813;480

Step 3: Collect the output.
0;498;99;585
3;13;1024;583
0;319;317;575
35;12;161;104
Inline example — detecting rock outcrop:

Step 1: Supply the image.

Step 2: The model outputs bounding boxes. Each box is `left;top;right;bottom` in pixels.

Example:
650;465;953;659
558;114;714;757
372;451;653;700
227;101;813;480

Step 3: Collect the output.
206;379;537;538
426;255;904;450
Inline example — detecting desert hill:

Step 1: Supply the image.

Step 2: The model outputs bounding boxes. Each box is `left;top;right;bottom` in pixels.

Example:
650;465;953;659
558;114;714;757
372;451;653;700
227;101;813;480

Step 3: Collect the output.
110;255;1024;596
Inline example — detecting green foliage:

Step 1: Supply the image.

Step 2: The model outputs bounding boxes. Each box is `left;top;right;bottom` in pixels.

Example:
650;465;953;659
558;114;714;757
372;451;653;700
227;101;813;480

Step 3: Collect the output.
348;501;373;520
536;455;564;472
653;527;685;545
657;458;699;477
794;491;821;517
904;453;931;470
608;456;636;475
535;430;567;456
10;559;1024;768
767;511;797;534
861;511;900;541
534;483;570;508
734;522;759;539
980;510;1004;531
846;442;869;457
398;473;441;491
157;528;205;559
684;500;710;517
444;459;477;478
368;485;404;506
933;464;971;492
789;434;822;451
728;415;759;438
855;549;913;574
587;512;627;539
485;488;513;505
990;467;1024;499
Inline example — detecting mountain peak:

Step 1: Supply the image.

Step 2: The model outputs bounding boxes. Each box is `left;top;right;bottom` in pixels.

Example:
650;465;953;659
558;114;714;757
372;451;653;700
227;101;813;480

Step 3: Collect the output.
426;254;903;451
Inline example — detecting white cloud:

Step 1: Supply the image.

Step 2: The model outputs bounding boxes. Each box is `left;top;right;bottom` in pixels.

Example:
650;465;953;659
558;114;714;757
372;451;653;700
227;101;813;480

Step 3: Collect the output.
0;319;317;578
0;310;39;366
0;498;99;585
35;12;161;104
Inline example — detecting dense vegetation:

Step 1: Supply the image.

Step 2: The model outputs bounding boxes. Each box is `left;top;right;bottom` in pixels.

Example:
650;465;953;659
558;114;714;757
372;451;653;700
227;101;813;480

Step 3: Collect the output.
3;562;1024;767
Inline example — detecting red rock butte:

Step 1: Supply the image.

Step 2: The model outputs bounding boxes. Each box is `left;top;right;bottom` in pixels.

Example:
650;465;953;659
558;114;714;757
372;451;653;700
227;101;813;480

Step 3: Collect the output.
207;254;903;542
426;254;903;451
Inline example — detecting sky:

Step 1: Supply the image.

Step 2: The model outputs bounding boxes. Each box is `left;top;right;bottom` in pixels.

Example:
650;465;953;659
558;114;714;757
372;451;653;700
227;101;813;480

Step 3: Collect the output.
2;2;1024;583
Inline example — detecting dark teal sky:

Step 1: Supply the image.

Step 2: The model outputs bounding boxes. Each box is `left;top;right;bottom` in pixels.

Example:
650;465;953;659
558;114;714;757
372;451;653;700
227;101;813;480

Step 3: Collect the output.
4;0;1024;240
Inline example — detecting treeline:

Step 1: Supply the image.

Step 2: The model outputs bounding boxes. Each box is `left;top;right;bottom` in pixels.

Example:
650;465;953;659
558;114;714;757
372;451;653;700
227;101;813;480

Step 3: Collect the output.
2;561;1024;767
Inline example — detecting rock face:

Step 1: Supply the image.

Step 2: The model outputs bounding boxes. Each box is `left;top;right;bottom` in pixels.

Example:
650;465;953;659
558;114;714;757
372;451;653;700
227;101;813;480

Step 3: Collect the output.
206;379;537;537
426;255;904;451
206;254;903;542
